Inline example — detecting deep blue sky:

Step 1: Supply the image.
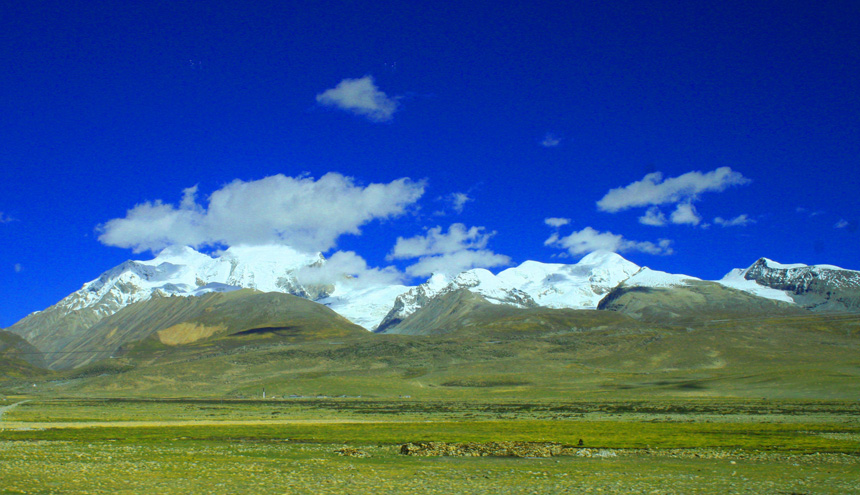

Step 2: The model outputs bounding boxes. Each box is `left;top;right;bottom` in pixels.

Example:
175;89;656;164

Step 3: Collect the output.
1;0;858;327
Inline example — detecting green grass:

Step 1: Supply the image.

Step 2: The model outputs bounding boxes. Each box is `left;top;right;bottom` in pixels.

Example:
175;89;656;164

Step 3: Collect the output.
1;398;860;494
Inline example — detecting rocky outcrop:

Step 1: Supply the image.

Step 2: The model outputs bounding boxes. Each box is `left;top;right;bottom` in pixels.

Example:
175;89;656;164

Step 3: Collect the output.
742;258;860;312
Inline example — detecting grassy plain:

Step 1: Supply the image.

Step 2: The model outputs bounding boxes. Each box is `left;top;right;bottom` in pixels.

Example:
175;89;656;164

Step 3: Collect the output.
1;397;859;494
1;310;858;492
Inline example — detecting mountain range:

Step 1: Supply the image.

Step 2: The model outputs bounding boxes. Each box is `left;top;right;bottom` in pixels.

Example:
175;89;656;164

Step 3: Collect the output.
4;246;859;370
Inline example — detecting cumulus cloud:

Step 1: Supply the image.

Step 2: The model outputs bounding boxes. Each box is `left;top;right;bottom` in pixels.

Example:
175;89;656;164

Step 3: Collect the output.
316;75;399;122
294;251;404;288
540;133;561;147
97;173;425;254
388;223;512;277
403;250;512;277
638;207;667;226
545;226;673;256
669;203;701;226
544;217;571;228
596;167;750;213
715;214;755;227
388;224;493;260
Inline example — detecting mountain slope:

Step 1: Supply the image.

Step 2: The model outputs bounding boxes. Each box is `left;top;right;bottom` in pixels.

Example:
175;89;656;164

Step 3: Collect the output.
379;288;644;337
376;251;696;332
5;245;341;363
598;280;806;323
37;289;368;370
0;330;47;378
719;258;860;312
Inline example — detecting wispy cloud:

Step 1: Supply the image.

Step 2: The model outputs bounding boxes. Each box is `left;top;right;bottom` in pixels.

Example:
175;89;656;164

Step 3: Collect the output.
544;217;571;228
835;219;849;229
316;75;399;122
597;167;750;213
796;207;824;218
13;263;23;273
0;212;15;223
446;192;473;214
715;214;755;227
638;207;667;226
294;250;404;288
388;223;511;277
545;226;673;256
540;133;561;147
97;173;425;254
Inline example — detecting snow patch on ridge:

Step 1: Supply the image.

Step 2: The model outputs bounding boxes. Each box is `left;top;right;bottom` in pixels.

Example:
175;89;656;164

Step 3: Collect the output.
718;268;795;303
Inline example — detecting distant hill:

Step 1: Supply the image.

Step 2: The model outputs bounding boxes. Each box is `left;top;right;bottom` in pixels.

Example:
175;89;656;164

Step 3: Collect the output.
39;289;368;370
0;330;47;379
597;280;806;323
380;289;642;337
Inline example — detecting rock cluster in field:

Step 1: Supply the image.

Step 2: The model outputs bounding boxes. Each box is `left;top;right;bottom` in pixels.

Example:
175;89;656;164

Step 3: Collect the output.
400;441;575;457
334;447;371;458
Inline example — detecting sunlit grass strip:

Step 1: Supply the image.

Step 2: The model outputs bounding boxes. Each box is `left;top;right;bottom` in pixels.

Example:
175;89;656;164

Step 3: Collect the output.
1;420;858;453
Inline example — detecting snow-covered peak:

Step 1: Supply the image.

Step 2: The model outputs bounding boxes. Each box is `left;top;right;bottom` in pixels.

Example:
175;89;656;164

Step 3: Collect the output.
758;257;848;272
378;252;661;331
578;250;639;269
718;257;860;307
718;267;795;303
759;258;807;270
43;245;333;328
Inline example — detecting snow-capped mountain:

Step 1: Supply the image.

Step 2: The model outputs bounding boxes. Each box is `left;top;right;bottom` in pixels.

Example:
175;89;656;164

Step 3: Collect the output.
68;244;327;313
5;245;333;354
719;258;860;311
6;244;415;358
375;251;697;332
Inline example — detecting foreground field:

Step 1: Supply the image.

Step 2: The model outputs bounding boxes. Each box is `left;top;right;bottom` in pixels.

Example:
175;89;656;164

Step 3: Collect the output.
1;398;859;494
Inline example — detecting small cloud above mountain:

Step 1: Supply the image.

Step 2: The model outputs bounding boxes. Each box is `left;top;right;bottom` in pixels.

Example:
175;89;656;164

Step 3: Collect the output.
388;223;511;276
597;167;750;213
316;75;400;122
545;226;673;256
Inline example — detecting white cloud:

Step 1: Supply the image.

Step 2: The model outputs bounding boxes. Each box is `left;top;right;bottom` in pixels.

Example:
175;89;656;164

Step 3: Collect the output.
388;223;512;277
544;217;571;228
294;251;404;288
316;75;399;122
389;224;493;260
447;192;472;214
404;250;512;277
97;173;425;254
13;263;23;273
545;226;673;256
541;133;561;147
715;214;755;227
669;203;701;226
0;212;14;223
638;207;667;226
596;167;750;213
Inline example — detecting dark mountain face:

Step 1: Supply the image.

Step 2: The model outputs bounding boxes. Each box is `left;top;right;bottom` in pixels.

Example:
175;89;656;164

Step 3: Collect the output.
743;259;860;312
